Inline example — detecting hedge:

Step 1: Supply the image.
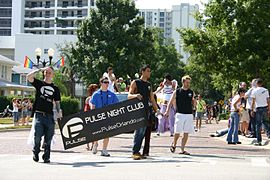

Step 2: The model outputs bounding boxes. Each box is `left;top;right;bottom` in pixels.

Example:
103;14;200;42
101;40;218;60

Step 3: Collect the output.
60;96;80;116
0;96;79;117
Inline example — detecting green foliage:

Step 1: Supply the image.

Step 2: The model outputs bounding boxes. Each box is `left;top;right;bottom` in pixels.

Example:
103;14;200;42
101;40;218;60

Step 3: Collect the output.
60;96;80;116
67;0;184;88
179;0;270;95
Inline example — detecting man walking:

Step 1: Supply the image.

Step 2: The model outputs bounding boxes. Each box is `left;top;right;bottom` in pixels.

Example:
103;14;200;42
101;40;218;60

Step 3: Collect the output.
195;94;206;132
90;77;119;156
245;79;257;138
251;78;270;146
165;75;195;155
27;67;61;163
128;65;161;160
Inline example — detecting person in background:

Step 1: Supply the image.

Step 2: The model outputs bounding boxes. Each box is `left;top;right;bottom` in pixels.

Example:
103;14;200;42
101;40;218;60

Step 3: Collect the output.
12;98;19;126
17;99;22;125
117;77;127;92
26;99;33;125
155;74;176;136
210;102;219;124
195;94;206;132
226;88;246;145
251;78;270;146
245;79;257;138
90;77;119;157
84;84;98;151
103;67;119;92
21;98;29;126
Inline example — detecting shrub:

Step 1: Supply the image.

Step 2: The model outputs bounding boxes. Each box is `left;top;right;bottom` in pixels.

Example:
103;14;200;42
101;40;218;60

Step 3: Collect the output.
61;96;80;116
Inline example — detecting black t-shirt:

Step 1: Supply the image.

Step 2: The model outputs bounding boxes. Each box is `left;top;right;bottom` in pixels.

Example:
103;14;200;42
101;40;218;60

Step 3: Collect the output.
31;78;61;115
135;79;152;111
176;88;194;114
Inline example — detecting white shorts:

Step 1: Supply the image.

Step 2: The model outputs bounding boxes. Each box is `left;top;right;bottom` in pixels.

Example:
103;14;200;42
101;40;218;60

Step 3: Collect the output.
174;113;195;134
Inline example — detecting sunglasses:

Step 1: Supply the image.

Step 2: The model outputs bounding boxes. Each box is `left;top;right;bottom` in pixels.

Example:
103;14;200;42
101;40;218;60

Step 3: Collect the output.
102;81;109;84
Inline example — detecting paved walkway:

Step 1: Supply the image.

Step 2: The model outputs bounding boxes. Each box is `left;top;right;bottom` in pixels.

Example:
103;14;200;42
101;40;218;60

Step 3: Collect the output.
0;121;269;180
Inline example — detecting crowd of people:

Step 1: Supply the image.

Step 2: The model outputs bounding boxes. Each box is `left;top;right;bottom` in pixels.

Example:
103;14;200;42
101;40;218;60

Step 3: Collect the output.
11;98;33;126
22;65;270;163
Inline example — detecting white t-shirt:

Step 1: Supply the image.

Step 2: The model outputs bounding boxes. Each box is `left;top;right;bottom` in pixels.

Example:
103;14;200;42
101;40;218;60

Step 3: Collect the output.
230;94;241;112
251;87;269;108
12;102;18;112
103;72;115;92
245;87;256;110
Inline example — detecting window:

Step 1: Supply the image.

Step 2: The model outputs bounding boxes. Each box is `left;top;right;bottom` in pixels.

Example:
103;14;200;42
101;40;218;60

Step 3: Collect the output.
45;21;50;28
0;0;12;7
45;31;50;34
0;29;11;36
62;1;68;7
78;0;82;7
21;75;27;85
160;12;164;17
77;10;82;17
159;23;164;27
90;0;95;6
0;19;11;27
45;1;50;8
0;8;11;17
62;11;68;17
45;11;50;18
62;31;68;34
1;65;7;79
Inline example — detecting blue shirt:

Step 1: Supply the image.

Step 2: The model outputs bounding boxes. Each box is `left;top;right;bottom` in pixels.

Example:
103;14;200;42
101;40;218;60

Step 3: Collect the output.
90;89;119;109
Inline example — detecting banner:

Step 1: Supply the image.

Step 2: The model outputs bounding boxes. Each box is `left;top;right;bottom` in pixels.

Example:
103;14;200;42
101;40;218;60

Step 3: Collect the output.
58;98;148;149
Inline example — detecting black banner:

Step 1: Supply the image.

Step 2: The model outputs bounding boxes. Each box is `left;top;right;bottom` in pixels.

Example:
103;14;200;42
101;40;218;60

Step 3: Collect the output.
58;98;148;149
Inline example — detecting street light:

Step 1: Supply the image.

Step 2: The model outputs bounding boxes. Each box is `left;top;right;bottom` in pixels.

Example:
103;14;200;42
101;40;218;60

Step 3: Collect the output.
34;47;54;68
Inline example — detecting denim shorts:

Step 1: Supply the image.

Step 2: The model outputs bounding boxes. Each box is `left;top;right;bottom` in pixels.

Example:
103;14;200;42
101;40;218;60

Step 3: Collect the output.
13;112;20;122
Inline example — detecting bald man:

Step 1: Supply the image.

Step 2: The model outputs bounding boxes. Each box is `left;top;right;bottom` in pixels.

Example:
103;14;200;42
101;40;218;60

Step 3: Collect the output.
27;67;61;163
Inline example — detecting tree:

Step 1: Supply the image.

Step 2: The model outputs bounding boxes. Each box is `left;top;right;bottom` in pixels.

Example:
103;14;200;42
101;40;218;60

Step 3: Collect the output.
72;0;157;85
179;0;270;94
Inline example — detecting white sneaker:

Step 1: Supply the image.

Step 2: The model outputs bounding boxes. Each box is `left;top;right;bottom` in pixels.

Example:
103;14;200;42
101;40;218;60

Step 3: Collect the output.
101;150;110;157
92;143;98;154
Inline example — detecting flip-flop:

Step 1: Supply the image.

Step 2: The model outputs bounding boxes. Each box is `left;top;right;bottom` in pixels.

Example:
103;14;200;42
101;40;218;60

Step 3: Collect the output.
170;144;176;153
179;151;191;155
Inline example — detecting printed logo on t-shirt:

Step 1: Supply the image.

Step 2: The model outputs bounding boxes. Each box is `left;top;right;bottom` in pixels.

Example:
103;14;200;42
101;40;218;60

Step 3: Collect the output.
40;86;55;97
188;93;192;97
148;86;151;91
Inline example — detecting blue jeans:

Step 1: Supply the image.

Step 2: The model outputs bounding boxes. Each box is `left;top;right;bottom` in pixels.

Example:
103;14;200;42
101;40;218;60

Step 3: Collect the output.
226;112;240;143
33;112;55;160
132;126;147;154
255;107;270;143
248;109;256;136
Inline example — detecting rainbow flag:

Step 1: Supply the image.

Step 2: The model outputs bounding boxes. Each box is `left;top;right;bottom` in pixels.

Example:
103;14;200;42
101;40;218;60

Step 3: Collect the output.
56;57;65;68
24;56;34;69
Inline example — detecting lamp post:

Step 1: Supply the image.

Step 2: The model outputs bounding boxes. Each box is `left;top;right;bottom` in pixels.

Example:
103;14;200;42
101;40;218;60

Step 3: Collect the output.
34;47;54;68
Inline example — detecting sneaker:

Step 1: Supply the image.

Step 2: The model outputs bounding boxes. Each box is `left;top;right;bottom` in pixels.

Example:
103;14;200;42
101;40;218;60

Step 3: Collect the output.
170;134;174;137
132;153;142;160
227;142;236;145
33;154;39;162
92;143;98;154
101;150;110;157
44;159;50;163
157;133;160;136
254;142;262;146
236;142;242;144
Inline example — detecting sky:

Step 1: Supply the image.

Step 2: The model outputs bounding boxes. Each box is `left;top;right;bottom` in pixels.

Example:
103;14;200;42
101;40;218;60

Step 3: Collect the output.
135;0;208;10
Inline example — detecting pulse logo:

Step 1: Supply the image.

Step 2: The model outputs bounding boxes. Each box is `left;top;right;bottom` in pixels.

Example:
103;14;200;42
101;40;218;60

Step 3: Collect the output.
62;117;84;138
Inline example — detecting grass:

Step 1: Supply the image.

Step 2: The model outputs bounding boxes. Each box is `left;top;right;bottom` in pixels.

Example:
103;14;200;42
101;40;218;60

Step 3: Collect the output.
0;125;32;131
0;118;32;124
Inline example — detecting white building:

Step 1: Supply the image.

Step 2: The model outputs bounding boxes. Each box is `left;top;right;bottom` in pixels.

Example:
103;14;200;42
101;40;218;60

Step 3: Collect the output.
139;3;199;63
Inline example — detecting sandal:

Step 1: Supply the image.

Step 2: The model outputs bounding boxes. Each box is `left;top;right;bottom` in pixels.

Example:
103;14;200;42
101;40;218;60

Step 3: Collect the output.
179;151;191;155
170;144;176;153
